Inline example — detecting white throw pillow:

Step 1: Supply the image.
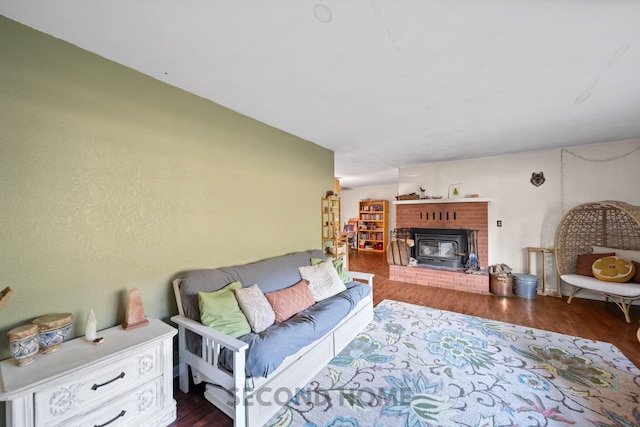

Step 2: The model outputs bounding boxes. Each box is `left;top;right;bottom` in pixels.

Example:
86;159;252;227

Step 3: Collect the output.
592;246;640;263
299;260;347;302
234;284;276;333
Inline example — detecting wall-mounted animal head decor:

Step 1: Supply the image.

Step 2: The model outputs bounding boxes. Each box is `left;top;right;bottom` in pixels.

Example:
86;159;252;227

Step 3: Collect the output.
530;172;545;187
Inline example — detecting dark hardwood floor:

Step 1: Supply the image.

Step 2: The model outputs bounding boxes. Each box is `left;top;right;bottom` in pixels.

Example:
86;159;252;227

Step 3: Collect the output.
170;251;640;426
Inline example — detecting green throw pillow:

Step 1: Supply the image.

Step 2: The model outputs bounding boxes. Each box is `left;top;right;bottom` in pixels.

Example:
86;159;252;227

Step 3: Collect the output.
198;281;251;338
311;257;349;284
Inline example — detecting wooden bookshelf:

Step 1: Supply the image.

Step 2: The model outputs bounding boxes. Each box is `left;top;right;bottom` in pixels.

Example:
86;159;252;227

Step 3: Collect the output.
321;197;348;266
358;200;388;253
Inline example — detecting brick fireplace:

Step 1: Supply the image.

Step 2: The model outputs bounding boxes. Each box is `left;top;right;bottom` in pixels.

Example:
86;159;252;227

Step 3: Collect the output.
389;200;490;294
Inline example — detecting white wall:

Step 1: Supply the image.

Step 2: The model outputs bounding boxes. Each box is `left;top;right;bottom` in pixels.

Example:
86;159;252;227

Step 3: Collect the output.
338;140;640;296
398;139;640;294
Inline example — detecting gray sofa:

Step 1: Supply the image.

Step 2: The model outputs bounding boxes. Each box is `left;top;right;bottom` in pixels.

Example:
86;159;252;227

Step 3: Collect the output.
171;249;374;427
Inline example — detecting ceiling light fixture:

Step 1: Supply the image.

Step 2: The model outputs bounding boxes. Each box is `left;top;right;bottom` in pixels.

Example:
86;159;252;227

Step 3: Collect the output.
313;3;332;23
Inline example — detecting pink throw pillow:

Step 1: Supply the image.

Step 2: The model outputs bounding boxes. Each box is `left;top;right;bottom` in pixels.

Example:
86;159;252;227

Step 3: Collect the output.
265;279;315;323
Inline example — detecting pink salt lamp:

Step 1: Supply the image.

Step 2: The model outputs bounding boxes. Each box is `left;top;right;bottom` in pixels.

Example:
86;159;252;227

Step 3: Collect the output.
122;288;149;330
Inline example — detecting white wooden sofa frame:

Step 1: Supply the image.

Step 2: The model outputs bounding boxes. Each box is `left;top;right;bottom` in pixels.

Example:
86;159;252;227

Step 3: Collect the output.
171;270;374;427
555;200;640;323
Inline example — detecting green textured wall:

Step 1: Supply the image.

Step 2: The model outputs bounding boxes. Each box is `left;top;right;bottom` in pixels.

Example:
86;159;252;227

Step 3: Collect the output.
0;16;334;363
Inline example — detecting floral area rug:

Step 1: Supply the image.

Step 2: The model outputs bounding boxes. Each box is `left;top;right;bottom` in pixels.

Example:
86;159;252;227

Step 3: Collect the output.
266;299;640;427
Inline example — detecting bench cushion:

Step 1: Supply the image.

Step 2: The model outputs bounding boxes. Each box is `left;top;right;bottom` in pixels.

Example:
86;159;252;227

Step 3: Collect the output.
562;274;640;298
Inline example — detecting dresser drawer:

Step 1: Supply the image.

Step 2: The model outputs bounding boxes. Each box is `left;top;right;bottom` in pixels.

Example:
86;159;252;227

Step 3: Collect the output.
61;377;164;427
35;343;162;426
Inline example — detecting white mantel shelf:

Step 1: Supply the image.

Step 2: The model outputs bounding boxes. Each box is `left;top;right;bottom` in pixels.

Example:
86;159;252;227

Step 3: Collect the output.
394;197;492;205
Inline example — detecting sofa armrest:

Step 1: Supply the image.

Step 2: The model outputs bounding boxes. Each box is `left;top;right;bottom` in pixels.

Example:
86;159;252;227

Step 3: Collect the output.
171;314;248;352
346;270;375;287
171;314;248;424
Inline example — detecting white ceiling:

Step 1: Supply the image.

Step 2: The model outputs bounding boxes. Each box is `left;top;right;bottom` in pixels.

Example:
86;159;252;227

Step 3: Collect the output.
3;0;640;188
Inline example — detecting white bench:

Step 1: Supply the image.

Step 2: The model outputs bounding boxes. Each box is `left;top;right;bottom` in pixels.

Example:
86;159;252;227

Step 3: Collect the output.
563;246;640;323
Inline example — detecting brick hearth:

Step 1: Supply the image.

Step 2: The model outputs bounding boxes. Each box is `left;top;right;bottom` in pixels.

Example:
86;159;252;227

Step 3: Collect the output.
389;264;490;294
390;200;490;294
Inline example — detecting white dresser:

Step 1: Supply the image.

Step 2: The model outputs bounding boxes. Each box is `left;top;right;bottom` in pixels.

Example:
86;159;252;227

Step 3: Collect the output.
0;319;177;427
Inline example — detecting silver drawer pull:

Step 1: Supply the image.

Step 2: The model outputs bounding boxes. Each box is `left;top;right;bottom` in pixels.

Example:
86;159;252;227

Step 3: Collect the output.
91;372;125;390
94;409;126;427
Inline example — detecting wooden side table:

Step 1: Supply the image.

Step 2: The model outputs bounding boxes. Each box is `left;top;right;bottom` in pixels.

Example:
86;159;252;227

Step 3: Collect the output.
527;247;561;297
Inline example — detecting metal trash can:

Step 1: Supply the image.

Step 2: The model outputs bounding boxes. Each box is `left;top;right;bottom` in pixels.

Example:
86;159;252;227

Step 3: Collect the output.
513;273;538;299
490;274;513;296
